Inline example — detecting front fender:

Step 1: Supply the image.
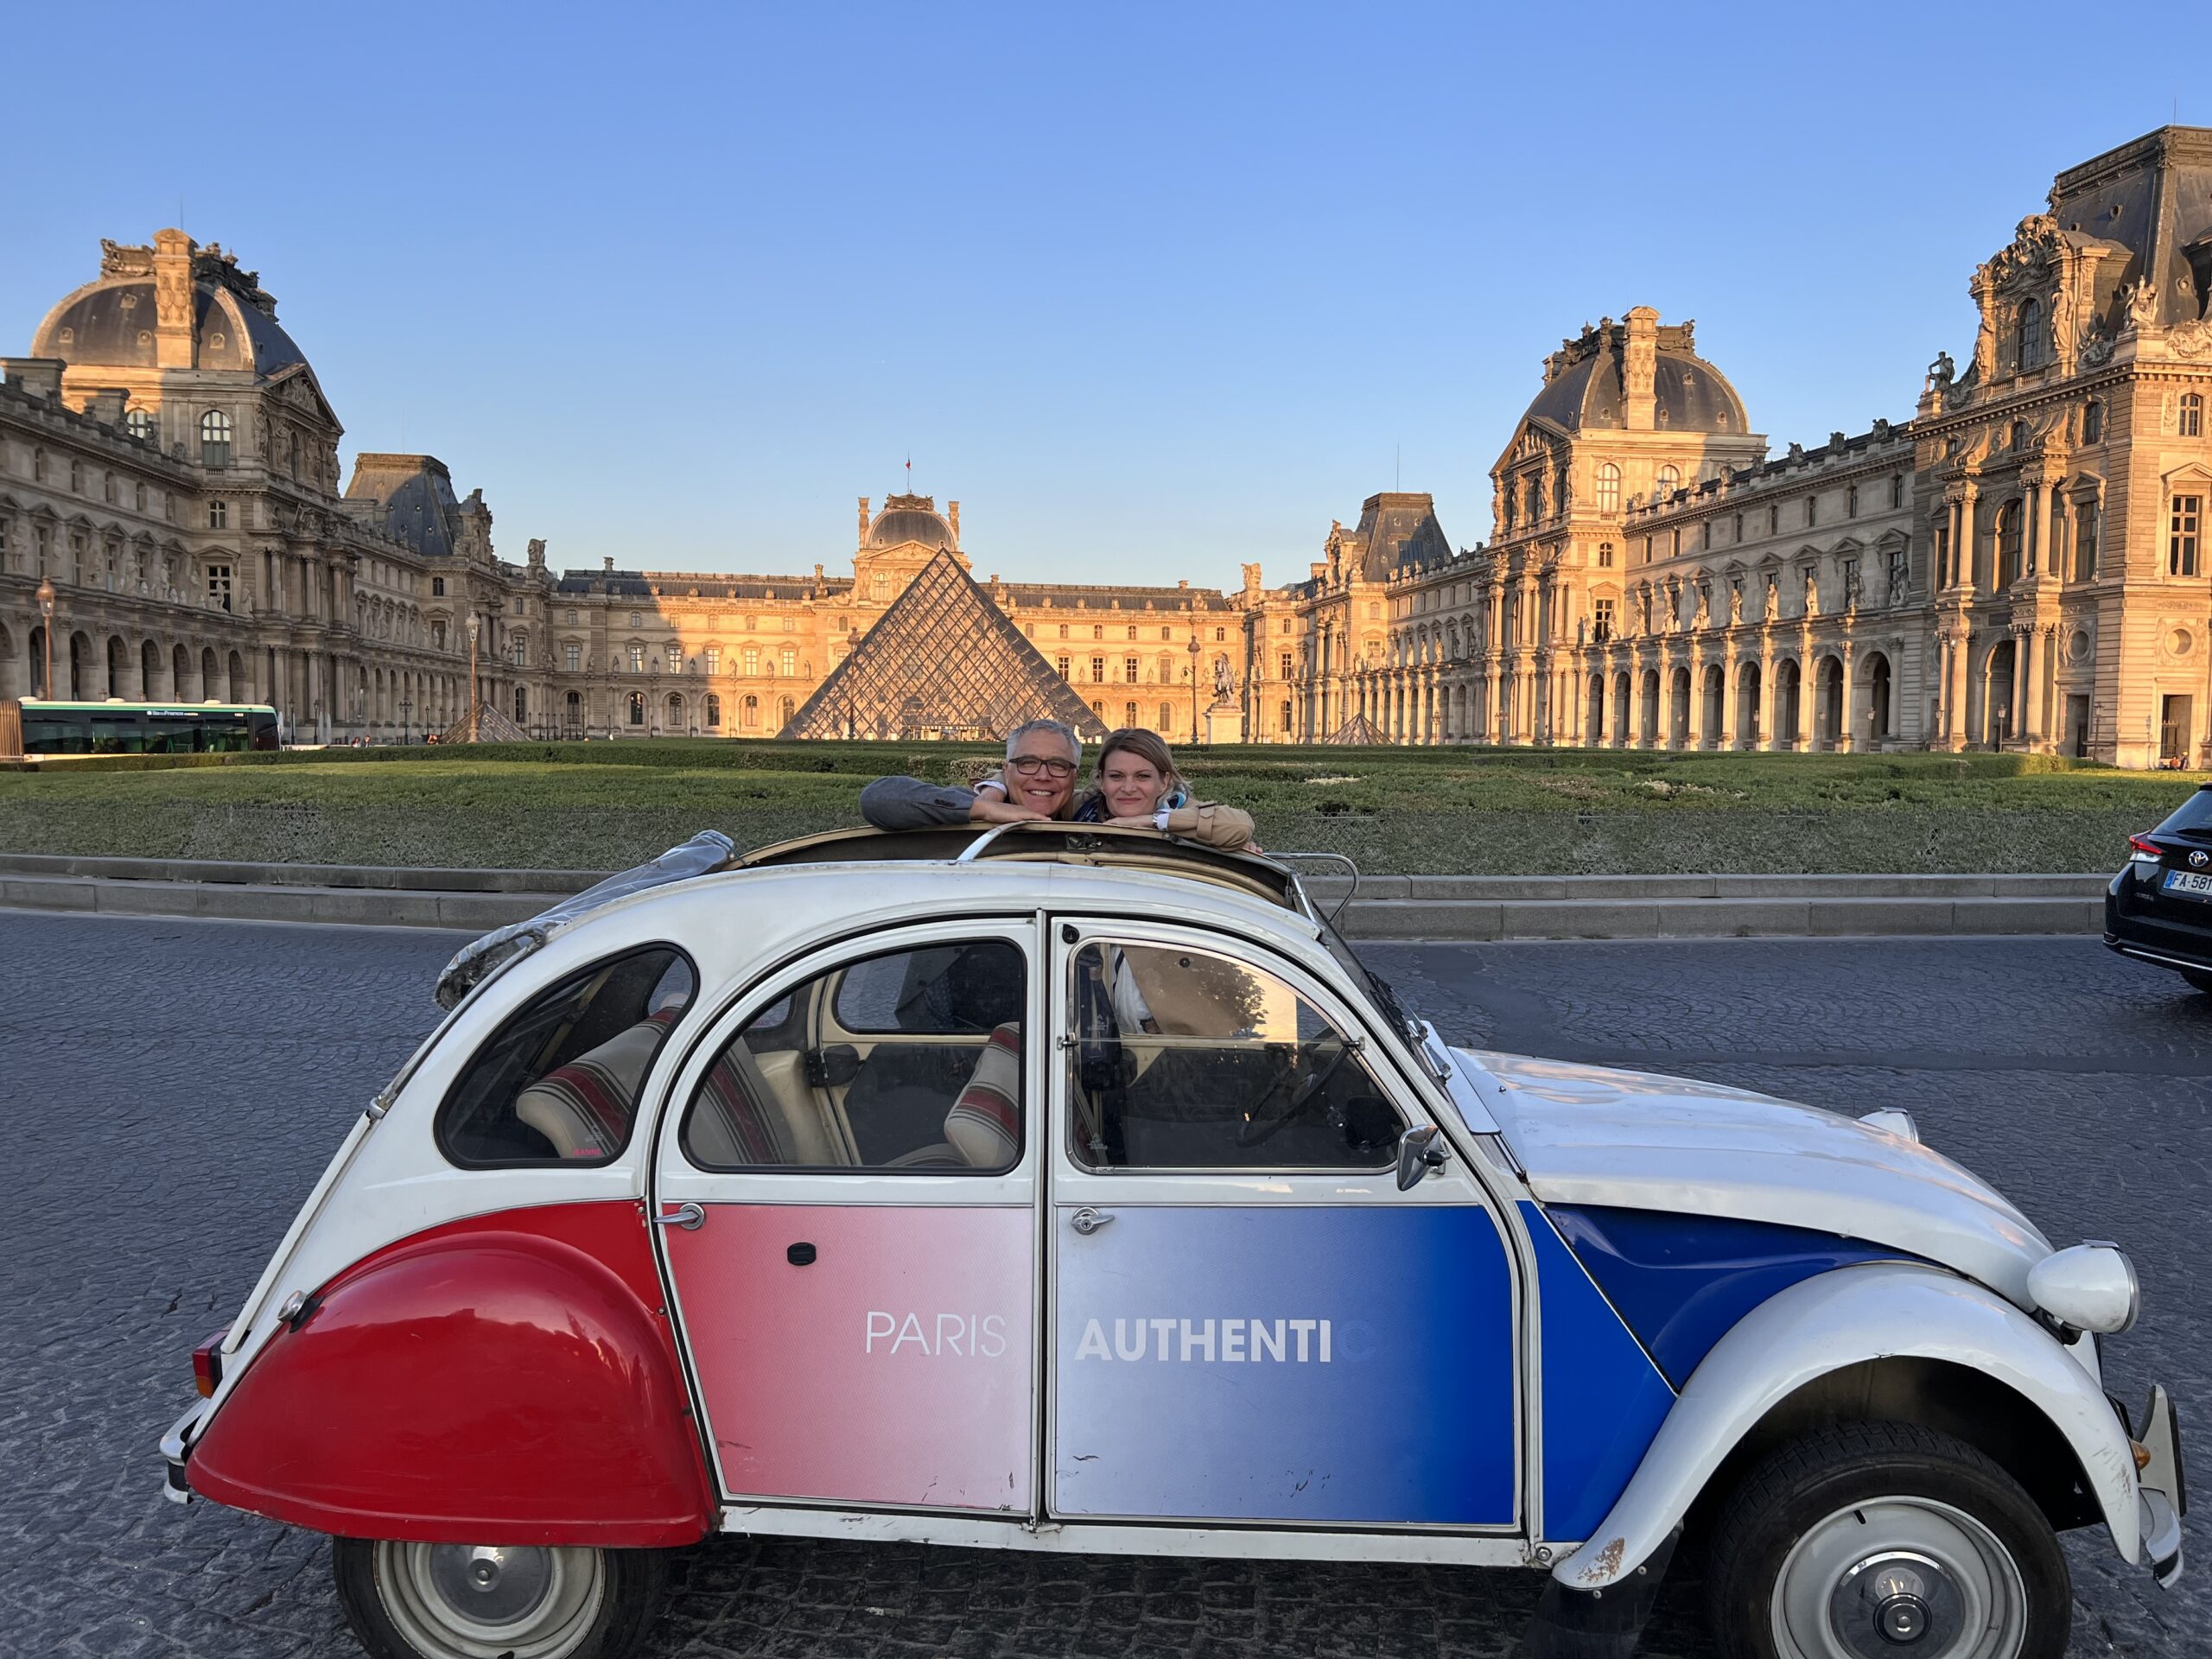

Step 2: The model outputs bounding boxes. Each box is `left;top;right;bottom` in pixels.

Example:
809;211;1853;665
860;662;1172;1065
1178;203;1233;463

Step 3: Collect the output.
1552;1263;2139;1589
187;1201;713;1547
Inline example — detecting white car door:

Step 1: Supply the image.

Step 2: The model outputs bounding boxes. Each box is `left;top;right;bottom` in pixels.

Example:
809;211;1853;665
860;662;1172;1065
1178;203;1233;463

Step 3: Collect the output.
1046;919;1521;1530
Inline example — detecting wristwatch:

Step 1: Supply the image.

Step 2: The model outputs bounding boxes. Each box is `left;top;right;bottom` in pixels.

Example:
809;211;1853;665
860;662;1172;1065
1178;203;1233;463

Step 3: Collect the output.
1152;806;1172;830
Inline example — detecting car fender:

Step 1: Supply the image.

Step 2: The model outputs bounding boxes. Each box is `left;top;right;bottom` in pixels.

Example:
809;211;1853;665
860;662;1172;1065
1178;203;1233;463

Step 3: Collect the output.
187;1201;713;1547
1550;1262;2139;1589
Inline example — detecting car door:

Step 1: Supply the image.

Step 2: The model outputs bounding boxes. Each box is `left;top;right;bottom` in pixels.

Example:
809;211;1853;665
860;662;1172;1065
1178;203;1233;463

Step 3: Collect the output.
1046;919;1520;1530
654;918;1041;1517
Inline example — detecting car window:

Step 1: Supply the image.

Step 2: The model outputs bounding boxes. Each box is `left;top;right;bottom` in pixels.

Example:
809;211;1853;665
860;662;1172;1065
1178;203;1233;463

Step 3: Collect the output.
683;939;1025;1173
1066;941;1404;1172
2152;786;2212;838
437;946;695;1166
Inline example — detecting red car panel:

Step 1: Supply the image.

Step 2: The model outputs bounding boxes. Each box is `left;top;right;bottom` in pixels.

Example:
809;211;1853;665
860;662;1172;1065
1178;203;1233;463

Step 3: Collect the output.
188;1202;714;1546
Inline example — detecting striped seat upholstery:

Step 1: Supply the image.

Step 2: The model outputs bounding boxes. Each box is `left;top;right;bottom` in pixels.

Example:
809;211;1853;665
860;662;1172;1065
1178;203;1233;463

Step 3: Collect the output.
514;1007;679;1159
942;1022;1021;1169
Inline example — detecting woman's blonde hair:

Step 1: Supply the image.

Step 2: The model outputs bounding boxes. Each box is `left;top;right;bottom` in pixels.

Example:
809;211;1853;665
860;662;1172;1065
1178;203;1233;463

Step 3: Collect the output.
1088;727;1186;802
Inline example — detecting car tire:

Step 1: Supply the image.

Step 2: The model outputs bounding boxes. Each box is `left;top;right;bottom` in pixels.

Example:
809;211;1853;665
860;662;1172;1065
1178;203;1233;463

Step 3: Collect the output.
2180;969;2212;995
333;1536;670;1659
1703;1421;2069;1659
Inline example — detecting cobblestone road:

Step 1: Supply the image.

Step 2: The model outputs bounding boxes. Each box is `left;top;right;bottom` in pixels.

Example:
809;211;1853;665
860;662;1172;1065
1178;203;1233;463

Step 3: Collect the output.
1;912;2203;1657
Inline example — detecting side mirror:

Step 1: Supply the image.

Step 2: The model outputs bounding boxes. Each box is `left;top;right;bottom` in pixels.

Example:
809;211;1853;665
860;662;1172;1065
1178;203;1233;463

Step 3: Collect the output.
1395;1124;1448;1191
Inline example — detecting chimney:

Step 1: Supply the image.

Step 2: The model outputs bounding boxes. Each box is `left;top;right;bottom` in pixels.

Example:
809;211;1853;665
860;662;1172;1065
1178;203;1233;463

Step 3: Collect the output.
84;388;129;427
857;497;871;542
526;537;546;570
602;556;614;573
0;358;65;402
814;563;825;582
1622;305;1659;431
948;500;960;543
151;228;197;370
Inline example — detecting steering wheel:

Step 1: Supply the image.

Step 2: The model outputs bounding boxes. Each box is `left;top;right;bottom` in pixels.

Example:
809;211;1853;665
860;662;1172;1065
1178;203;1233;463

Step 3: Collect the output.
1235;1038;1353;1148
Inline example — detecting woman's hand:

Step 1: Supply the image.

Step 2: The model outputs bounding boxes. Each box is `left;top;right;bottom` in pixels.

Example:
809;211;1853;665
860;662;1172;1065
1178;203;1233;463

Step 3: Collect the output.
1104;814;1164;830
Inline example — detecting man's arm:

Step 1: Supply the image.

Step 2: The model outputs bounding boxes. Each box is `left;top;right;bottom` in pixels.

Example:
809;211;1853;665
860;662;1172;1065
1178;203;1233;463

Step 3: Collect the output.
859;775;979;830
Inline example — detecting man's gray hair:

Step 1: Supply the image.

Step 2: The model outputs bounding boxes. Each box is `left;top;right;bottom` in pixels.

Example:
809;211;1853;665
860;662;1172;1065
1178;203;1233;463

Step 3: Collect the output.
1005;718;1082;761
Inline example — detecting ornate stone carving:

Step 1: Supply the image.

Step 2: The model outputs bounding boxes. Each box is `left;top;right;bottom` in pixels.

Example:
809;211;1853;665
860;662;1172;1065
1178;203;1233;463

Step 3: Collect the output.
99;239;155;277
2167;317;2212;360
2123;276;2160;330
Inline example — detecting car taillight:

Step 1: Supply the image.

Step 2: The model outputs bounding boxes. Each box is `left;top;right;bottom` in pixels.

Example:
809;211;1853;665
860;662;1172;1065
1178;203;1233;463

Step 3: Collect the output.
2129;836;2165;865
192;1332;226;1399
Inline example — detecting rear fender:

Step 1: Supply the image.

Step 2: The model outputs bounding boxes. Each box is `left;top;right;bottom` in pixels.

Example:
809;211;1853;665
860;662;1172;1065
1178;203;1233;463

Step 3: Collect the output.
186;1201;713;1547
1551;1264;2139;1588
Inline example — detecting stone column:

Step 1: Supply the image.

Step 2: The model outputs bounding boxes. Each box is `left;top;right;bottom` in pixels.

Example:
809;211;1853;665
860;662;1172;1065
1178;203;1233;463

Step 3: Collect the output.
1756;639;1776;751
1686;654;1705;749
1837;645;1855;753
1948;627;1971;749
2014;626;2034;746
1794;640;1816;752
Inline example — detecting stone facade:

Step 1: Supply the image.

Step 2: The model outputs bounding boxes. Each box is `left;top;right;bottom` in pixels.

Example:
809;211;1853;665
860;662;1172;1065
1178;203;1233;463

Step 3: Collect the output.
1335;126;2212;766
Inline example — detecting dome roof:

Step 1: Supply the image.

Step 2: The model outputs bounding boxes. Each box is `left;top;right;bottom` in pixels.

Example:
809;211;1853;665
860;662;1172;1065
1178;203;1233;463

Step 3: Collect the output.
866;494;956;550
30;239;308;378
1521;321;1747;436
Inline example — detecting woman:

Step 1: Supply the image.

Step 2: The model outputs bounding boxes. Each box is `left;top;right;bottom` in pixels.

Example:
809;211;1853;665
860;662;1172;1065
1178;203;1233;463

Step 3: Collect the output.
1065;728;1258;852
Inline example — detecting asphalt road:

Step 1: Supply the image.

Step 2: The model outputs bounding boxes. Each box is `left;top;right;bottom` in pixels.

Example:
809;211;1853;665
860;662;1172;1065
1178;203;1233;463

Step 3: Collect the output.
0;912;2204;1658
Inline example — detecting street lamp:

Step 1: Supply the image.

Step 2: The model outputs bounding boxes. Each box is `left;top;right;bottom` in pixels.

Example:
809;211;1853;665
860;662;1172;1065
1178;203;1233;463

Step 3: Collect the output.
399;695;413;747
465;612;481;743
35;578;56;699
1186;632;1202;745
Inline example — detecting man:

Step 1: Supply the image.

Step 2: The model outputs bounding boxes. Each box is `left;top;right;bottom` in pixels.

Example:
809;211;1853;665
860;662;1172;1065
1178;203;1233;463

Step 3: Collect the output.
858;719;1083;829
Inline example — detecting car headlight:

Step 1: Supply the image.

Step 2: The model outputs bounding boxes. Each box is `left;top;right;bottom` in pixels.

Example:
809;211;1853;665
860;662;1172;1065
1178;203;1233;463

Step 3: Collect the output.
2027;1242;2140;1335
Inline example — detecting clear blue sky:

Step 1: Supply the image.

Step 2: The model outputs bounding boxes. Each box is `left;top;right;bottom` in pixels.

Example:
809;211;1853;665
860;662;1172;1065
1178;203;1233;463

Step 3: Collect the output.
2;3;2193;588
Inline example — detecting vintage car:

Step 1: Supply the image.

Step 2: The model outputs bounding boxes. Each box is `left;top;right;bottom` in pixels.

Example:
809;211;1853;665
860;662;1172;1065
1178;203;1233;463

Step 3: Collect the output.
160;824;2183;1659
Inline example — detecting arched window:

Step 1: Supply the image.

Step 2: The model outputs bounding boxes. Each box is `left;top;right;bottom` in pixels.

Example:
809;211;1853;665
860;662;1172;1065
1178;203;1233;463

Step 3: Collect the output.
1595;463;1621;514
124;409;156;443
705;692;721;728
199;410;232;467
1996;500;2024;586
513;686;528;724
2083;400;2104;444
1159;702;1174;728
666;692;683;728
742;694;760;728
2183;394;2204;439
564;691;582;734
626;691;645;726
779;696;794;727
2017;298;2043;370
1656;465;1681;499
1124;701;1139;727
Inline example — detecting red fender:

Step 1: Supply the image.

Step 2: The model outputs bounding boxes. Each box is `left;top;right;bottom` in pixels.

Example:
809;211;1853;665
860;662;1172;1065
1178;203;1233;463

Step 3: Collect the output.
188;1202;714;1546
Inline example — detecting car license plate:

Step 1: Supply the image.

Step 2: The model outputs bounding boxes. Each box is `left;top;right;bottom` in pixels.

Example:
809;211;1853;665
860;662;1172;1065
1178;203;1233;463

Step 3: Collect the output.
2163;869;2212;899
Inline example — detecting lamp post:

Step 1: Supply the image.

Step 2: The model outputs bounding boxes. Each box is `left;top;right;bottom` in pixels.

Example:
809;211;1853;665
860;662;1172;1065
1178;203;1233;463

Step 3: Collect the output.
465;612;481;743
35;578;56;699
1186;632;1202;745
399;695;412;747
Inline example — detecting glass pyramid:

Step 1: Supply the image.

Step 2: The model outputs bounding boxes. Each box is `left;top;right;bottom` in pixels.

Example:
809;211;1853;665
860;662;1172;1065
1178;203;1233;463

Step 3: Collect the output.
780;549;1110;741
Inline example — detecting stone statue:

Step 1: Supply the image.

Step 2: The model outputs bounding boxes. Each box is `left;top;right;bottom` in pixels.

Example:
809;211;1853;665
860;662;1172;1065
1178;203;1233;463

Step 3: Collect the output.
1212;654;1234;702
1802;568;1820;617
2124;277;2159;329
1925;350;1956;390
1729;582;1743;624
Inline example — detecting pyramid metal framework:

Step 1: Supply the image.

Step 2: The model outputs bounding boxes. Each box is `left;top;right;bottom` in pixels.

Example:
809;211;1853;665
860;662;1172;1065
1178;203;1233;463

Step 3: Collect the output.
438;700;533;744
1324;711;1386;746
780;549;1109;741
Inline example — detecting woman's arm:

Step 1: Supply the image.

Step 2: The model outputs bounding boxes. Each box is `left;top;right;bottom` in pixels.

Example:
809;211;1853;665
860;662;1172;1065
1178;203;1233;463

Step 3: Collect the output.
1161;801;1257;851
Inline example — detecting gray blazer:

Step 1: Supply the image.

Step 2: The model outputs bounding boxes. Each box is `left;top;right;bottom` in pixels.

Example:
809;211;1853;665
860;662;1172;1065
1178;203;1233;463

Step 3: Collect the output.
858;775;978;830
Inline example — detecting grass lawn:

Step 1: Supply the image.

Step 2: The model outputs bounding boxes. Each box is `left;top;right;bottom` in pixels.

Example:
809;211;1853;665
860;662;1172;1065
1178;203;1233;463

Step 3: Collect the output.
0;741;2203;874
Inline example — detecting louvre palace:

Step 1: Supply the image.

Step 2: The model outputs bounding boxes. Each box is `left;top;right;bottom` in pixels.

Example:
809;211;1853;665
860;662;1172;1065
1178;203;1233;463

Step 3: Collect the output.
2;125;2208;764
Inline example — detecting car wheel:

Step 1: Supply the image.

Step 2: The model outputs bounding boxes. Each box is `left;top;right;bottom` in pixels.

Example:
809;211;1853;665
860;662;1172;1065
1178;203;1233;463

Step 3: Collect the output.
2180;969;2212;995
333;1537;669;1659
1704;1421;2068;1659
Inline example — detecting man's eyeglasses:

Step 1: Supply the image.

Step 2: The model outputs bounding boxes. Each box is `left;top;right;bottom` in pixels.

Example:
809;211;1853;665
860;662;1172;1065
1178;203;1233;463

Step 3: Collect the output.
1007;755;1077;779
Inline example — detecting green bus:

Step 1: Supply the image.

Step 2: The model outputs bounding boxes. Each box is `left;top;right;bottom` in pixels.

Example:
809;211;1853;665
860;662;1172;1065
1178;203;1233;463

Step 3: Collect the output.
2;698;282;758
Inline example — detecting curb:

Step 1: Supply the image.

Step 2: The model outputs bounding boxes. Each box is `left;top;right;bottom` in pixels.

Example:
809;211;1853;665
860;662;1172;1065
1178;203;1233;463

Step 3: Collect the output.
0;854;2113;943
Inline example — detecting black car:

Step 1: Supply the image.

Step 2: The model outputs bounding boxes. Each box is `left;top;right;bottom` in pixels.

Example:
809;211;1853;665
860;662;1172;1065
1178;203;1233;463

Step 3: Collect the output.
2106;780;2212;993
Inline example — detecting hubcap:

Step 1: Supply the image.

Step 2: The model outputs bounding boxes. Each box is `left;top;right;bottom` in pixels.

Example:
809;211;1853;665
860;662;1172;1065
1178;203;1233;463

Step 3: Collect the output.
1772;1498;2028;1659
375;1540;606;1659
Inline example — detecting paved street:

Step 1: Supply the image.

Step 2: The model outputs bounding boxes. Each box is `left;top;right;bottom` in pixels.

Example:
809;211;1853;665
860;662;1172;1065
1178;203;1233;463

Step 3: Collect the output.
0;911;2205;1658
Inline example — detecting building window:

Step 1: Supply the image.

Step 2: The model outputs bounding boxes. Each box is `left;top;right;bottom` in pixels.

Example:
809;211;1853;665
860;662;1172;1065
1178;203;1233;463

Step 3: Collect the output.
1847;485;1859;518
1279;651;1293;679
207;563;232;613
1997;501;2024;585
1123;657;1139;683
1090;656;1105;682
208;500;227;530
199;410;232;467
1804;496;1817;527
743;646;760;676
1669;527;1681;556
103;472;118;504
703;647;720;675
1888;546;1909;598
1891;474;1905;509
2017;297;2043;371
513;597;524;615
1092;624;1103;640
2075;500;2100;581
1733;512;1745;542
512;635;528;668
742;694;760;729
705;693;721;728
1280;617;1293;633
563;691;582;734
125;409;156;442
2183;394;2204;439
629;611;643;629
2172;495;2202;578
1597;541;1614;569
1125;701;1139;727
1592;597;1614;643
1160;702;1175;728
514;686;529;725
1768;504;1780;535
1215;627;1226;641
69;461;84;493
565;607;578;626
666;643;682;673
779;646;797;677
627;692;645;726
432;576;445;596
1056;655;1071;679
1595;463;1621;514
564;642;582;672
627;643;645;673
1058;623;1069;639
2082;402;2103;444
1656;465;1680;497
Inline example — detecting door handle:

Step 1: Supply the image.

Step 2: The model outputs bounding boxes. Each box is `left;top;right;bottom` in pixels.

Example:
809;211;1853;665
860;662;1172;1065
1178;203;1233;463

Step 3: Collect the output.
652;1203;705;1231
1070;1206;1115;1236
